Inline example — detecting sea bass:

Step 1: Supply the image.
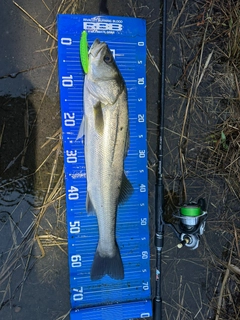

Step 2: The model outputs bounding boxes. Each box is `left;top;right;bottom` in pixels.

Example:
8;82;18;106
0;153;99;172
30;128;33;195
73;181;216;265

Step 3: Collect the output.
77;39;132;280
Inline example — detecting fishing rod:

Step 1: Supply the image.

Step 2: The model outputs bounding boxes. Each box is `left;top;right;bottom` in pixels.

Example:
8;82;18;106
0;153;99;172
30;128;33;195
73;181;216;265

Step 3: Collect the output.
154;1;208;319
97;1;208;318
99;0;109;15
153;0;167;318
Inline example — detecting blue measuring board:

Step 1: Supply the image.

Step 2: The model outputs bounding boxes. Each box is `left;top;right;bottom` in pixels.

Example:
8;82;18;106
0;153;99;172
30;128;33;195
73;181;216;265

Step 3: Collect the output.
58;14;151;320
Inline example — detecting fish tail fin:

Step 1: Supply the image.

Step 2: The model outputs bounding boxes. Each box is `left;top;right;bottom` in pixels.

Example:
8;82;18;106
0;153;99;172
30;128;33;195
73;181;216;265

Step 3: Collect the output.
91;245;124;281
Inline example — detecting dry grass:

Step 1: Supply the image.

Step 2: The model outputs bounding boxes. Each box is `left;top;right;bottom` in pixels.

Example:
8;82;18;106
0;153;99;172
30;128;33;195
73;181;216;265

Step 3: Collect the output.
161;0;240;318
0;1;66;312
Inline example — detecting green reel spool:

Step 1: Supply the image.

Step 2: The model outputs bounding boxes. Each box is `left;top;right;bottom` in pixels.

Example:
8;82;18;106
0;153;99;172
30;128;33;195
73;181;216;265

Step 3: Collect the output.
180;205;202;217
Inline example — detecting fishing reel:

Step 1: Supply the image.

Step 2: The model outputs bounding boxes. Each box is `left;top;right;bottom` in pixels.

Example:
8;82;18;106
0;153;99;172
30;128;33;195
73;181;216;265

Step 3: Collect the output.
168;198;207;250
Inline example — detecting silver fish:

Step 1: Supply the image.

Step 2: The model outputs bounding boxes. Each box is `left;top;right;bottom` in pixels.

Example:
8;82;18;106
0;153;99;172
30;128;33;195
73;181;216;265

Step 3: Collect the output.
77;39;133;280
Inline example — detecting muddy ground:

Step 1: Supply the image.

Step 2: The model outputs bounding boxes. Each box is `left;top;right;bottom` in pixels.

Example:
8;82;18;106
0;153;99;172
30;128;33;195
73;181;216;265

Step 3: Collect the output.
1;0;239;320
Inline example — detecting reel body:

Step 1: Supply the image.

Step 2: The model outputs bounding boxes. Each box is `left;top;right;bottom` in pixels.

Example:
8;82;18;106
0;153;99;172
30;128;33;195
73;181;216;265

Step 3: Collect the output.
169;198;207;250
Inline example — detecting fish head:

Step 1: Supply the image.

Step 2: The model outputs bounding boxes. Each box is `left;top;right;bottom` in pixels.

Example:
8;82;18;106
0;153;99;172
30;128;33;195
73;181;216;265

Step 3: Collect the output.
87;39;125;105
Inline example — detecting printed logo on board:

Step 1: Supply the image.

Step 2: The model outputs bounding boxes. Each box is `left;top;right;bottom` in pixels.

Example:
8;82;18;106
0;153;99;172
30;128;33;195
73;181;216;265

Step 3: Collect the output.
83;21;123;34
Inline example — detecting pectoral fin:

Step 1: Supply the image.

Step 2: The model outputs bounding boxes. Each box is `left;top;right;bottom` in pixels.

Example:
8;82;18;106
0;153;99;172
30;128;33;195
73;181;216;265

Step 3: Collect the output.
94;101;104;136
119;172;133;204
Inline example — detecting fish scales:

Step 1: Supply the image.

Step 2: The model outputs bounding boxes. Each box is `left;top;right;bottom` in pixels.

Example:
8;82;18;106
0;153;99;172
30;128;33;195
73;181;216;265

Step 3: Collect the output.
78;39;132;280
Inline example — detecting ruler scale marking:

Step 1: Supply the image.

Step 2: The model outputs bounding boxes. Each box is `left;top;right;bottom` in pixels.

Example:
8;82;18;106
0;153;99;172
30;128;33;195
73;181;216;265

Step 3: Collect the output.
58;14;151;319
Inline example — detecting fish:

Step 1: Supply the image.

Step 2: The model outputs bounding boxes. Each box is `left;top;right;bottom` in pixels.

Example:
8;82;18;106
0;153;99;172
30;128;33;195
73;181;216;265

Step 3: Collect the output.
77;39;133;281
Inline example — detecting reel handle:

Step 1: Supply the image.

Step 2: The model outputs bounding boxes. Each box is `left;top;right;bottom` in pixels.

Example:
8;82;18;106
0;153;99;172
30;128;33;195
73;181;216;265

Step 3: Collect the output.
177;236;190;249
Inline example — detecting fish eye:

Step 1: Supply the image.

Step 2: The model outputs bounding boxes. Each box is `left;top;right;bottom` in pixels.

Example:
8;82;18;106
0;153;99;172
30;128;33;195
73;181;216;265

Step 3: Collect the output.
103;53;113;64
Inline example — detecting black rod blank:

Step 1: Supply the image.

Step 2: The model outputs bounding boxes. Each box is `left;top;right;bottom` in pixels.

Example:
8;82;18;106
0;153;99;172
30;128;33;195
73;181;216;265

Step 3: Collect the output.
154;0;167;319
99;0;109;15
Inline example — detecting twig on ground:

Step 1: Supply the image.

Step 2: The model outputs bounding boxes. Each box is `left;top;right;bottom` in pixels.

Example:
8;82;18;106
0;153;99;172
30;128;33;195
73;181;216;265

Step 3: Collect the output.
13;1;57;41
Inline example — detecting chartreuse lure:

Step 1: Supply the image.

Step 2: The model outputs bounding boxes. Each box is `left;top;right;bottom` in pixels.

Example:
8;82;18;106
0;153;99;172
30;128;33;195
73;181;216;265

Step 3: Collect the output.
80;30;89;74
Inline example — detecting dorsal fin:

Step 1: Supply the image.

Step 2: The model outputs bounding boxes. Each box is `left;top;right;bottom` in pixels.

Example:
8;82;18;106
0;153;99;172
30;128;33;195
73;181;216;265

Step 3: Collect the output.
86;192;96;215
119;172;133;204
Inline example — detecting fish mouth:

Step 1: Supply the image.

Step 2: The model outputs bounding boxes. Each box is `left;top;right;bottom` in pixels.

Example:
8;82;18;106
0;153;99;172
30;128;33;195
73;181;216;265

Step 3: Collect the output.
89;39;106;58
